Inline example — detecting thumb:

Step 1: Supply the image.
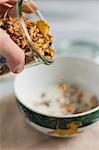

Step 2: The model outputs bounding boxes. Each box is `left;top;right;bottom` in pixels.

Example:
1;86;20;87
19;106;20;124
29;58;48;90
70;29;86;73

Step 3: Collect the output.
0;29;25;73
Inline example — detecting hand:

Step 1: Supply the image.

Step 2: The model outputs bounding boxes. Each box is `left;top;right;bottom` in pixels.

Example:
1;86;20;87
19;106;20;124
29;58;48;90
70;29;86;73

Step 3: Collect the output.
0;0;38;73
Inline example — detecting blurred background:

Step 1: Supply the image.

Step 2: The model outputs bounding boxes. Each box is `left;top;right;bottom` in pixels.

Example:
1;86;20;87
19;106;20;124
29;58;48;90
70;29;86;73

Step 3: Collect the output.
0;0;99;97
34;0;99;49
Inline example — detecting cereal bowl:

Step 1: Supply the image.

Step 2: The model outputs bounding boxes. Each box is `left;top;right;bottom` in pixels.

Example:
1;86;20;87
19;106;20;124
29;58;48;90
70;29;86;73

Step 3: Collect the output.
14;56;99;137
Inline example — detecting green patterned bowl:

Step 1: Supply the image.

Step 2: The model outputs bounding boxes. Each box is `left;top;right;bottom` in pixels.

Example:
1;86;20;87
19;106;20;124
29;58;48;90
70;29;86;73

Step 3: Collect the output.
14;56;99;137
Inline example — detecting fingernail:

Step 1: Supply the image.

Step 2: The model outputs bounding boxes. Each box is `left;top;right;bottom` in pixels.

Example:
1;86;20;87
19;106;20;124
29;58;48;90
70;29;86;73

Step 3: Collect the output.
13;64;24;74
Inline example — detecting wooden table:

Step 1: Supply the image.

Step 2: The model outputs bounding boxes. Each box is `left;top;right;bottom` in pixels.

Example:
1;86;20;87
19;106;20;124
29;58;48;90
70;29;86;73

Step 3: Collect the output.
0;94;99;150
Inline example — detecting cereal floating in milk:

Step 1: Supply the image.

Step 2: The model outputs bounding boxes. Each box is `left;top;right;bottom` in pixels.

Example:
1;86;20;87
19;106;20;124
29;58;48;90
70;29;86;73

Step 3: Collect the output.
34;82;99;116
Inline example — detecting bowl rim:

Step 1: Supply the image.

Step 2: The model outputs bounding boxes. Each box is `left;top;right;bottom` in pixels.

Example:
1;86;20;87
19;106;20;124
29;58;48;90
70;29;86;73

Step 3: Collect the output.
14;55;99;118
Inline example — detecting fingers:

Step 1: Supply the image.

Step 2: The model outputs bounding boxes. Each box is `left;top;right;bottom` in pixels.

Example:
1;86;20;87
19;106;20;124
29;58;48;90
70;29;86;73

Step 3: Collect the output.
0;0;17;5
22;0;38;13
7;4;17;17
0;29;25;73
0;0;9;4
0;0;38;18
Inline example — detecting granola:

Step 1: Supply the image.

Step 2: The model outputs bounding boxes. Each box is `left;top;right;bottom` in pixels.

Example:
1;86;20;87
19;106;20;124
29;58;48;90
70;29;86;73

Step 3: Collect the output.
0;16;55;75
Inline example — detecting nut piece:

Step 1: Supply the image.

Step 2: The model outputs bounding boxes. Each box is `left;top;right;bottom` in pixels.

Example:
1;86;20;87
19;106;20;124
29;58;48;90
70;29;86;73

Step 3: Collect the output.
0;20;3;26
40;100;50;107
90;95;99;108
59;83;68;93
61;103;74;114
36;20;49;35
